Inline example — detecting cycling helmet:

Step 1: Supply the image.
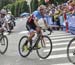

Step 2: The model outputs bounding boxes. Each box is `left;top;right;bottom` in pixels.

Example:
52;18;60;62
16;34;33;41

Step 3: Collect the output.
0;9;7;15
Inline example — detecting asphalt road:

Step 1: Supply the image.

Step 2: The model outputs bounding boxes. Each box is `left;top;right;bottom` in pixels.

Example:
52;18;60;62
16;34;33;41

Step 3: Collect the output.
0;17;75;65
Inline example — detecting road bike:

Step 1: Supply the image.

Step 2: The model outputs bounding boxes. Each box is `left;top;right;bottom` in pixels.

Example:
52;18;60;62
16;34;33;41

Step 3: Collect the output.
18;28;52;59
0;32;8;54
67;37;75;64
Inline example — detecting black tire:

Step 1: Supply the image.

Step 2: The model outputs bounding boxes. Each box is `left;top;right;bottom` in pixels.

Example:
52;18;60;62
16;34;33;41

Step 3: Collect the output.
67;37;75;64
0;35;8;55
18;36;31;57
36;35;52;59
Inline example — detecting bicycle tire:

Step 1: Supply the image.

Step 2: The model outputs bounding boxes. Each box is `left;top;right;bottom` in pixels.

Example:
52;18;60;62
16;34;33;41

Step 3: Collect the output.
36;35;52;59
67;37;75;64
0;35;8;55
18;36;31;57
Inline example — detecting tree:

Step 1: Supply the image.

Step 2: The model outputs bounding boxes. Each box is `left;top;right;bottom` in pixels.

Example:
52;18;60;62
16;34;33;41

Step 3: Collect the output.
0;0;15;9
3;0;29;16
22;1;29;13
51;0;68;5
39;0;46;5
30;0;38;12
11;4;15;15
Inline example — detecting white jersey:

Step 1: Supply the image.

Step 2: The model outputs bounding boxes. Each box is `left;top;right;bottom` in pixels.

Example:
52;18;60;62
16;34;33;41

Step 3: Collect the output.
4;14;11;22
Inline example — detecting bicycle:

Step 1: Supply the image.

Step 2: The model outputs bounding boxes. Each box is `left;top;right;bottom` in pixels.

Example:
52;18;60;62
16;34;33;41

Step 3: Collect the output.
67;37;75;64
0;32;8;54
18;28;52;59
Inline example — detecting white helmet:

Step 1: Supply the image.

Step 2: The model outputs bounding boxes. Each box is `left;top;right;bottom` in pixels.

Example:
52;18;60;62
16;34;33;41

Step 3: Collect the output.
0;9;7;15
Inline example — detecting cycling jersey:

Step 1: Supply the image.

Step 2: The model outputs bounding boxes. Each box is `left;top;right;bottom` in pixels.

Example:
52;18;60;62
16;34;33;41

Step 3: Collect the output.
32;10;43;19
26;17;36;31
26;10;45;32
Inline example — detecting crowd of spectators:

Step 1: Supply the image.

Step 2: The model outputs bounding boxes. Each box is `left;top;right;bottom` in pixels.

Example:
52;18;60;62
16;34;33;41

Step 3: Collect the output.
45;0;75;32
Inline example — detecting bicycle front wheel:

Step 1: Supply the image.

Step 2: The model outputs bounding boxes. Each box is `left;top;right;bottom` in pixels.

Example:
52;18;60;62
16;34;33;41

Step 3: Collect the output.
67;38;75;64
36;35;52;59
18;36;31;57
0;35;8;54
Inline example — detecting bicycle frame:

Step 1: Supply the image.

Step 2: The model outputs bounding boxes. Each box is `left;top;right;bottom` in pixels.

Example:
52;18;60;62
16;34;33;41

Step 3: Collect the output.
29;30;46;51
25;27;50;51
19;27;52;59
29;33;41;50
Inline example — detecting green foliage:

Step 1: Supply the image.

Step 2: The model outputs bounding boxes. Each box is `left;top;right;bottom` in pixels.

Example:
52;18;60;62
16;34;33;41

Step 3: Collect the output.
52;0;68;5
11;4;15;15
39;0;46;5
0;0;15;9
30;0;38;12
3;0;29;17
2;0;69;17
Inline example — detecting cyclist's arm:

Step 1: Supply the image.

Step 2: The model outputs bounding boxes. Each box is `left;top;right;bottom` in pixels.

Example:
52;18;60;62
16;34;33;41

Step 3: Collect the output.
43;17;49;28
34;17;39;27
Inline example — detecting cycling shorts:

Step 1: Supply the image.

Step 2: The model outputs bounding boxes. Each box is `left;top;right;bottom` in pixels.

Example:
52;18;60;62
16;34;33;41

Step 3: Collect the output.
26;22;37;32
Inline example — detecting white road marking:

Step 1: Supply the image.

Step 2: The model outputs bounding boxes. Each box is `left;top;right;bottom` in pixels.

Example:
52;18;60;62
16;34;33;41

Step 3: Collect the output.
18;31;29;34
40;53;73;60
44;46;75;52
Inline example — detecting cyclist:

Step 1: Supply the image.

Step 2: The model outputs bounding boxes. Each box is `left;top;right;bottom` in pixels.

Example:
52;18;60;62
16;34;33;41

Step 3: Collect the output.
23;5;52;51
0;16;4;33
0;9;11;33
7;11;16;26
0;9;7;33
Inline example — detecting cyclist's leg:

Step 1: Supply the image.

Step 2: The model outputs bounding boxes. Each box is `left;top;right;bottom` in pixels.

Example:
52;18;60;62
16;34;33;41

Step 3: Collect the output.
2;23;9;33
0;28;4;33
22;29;35;51
5;22;10;32
25;23;36;46
36;27;41;34
24;29;35;46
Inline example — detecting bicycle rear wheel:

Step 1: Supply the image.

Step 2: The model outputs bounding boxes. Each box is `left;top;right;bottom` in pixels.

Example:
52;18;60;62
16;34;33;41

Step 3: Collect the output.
67;38;75;64
0;35;8;54
18;36;31;57
36;35;52;59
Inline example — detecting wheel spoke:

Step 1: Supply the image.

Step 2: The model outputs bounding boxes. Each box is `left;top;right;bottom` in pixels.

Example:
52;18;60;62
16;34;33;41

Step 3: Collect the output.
18;36;31;57
67;38;75;64
36;35;52;59
0;35;8;54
